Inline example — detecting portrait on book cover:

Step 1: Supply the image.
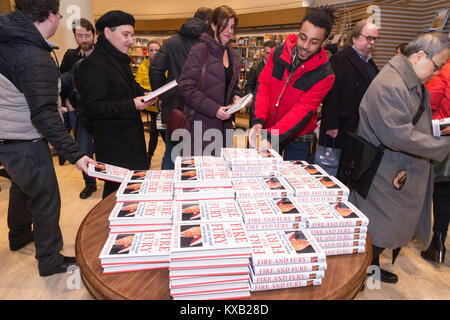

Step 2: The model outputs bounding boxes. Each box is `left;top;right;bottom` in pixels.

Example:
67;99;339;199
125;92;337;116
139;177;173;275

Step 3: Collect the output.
265;178;285;190
275;199;300;216
118;202;139;217
130;170;148;180
319;176;339;189
429;9;449;31
286;231;315;254
333;202;358;219
109;234;135;255
181;169;197;181
182;204;201;221
124;182;142;194
180;225;203;248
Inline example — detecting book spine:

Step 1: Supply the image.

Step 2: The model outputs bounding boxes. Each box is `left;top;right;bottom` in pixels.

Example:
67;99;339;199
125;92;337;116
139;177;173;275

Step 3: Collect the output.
323;246;366;256
251;255;326;267
229;171;278;178
308;226;368;235
245;222;307;231
250;278;322;291
251;262;327;275
308;220;367;228
245;215;304;224
228;164;281;171
312;233;367;242
317;240;366;248
250;271;325;283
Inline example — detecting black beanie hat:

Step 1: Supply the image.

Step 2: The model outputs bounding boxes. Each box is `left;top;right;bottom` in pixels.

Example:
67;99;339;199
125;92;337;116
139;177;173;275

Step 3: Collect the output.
95;10;135;32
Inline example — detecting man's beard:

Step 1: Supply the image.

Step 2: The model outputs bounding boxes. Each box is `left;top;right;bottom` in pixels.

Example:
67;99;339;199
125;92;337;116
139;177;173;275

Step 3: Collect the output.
80;42;94;51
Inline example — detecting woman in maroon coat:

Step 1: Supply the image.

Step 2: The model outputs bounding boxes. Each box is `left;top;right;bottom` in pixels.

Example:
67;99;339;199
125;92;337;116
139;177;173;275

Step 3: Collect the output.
178;5;242;156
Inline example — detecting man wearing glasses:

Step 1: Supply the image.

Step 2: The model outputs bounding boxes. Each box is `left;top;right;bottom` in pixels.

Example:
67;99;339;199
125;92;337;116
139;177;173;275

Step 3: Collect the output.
319;20;379;150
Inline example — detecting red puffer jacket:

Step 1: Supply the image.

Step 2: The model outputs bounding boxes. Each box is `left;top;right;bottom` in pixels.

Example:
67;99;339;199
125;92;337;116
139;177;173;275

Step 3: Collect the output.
426;58;450;120
254;34;335;143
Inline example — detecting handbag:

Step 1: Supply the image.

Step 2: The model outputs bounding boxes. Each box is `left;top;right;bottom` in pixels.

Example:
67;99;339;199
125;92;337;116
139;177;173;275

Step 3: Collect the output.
167;46;209;142
337;85;426;199
315;135;341;176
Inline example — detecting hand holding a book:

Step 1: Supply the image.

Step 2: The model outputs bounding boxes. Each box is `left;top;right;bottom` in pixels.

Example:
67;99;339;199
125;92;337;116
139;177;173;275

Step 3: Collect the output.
441;126;450;135
134;96;157;111
216;106;232;120
76;155;96;175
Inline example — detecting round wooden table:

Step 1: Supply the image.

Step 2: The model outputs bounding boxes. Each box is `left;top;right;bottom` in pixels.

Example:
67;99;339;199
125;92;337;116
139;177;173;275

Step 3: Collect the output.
75;193;372;300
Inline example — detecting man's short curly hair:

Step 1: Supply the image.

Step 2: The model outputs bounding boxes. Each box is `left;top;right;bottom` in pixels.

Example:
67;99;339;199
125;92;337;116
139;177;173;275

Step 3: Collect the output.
300;5;337;40
14;0;60;23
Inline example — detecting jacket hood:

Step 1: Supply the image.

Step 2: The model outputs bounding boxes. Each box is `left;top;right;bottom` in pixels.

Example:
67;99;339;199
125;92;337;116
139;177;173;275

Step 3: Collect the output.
0;11;51;51
178;17;207;39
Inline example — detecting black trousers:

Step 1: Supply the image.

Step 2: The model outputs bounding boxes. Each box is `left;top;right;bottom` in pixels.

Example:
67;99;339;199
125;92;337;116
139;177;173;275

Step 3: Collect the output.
0;139;64;273
433;181;450;234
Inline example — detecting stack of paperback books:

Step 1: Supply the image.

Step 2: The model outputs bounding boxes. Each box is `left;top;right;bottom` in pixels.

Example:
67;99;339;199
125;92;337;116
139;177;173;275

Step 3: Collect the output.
295;201;369;256
248;230;326;291
116;180;174;202
221;148;283;178
108;200;174;233
232;176;294;198
175;156;227;169
87;162;130;183
169;222;252;300
237;197;307;231
99;231;171;274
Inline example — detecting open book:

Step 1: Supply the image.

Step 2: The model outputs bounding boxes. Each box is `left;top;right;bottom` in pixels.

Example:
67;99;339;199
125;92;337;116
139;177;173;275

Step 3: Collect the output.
226;93;253;115
142;80;178;103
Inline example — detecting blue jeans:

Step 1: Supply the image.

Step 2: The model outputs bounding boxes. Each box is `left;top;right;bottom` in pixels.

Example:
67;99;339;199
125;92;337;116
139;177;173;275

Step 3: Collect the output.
283;141;312;162
161;129;174;170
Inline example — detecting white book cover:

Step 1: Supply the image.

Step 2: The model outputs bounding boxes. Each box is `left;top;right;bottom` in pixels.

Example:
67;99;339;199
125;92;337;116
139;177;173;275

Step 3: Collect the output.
109;225;172;234
169;257;250;270
312;233;367;242
308;226;368;235
250;278;322;291
172;290;251;300
281;164;328;177
116;180;173;202
232;177;294;198
170;274;250;289
170;281;250;297
226;93;253;115
317;239;366;249
124;169;174;181
175;156;227;169
432;117;450;136
174;186;235;202
295;201;369;228
251;261;327;275
142;79;177;102
173;168;231;188
102;262;169;274
173;200;243;225
99;232;171;265
88;162;129;183
249;267;325;283
248;230;326;266
169;222;251;261
169;265;250;278
237;197;307;224
323;246;366;256
222;148;283;166
108;201;173;226
284;175;349;197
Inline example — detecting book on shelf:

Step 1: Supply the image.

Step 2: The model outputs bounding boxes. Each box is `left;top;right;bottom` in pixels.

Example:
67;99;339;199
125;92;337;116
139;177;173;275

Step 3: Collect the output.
173;167;231;188
221;148;283;166
108;201;173;226
102;262;169;274
173;200;243;225
250;278;322;291
232;176;294;198
251;261;327;275
170;281;250;297
316;239;366;249
174;156;226;169
322;246;366;256
284;175;350;197
170;274;250;289
99;231;171;265
311;232;367;242
124;169;174;181
249;268;325;283
87;162;129;183
226;93;253;115
173;186;235;202
308;226;368;235
248;230;326;266
295;201;369;228
169;257;250;270
171;289;251;300
169;265;250;278
237;197;307;224
116;180;173;202
169;222;251;261
432;117;450;136
142;79;178;103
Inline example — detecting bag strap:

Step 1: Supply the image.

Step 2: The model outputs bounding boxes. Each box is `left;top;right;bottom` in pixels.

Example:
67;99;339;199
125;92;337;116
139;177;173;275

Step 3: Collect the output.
412;85;425;125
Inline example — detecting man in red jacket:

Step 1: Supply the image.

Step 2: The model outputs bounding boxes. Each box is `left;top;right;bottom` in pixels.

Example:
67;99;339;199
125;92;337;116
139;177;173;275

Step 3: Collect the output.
250;6;336;161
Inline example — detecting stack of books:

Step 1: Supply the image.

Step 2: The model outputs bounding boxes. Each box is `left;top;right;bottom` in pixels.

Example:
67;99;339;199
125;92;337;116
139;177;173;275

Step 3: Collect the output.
168;222;252;300
232;176;294;198
295;201;369;256
237;197;307;232
248;230;326;292
221;148;283;178
281;162;329;178
99;231;171;274
116;180;174;202
108;200;173;233
175;156;227;170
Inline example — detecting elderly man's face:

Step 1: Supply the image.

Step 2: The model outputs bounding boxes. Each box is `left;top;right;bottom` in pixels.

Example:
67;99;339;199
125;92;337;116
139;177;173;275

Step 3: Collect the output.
353;23;379;57
415;49;450;83
105;24;134;54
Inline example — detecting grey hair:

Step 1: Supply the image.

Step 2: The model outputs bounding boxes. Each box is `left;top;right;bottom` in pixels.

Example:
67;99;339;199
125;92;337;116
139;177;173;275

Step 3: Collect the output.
345;19;369;46
403;32;450;58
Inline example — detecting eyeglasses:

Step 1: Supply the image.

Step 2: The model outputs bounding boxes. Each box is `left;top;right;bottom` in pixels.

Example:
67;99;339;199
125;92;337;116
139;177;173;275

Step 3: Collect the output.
425;53;441;72
56;13;63;20
359;34;379;42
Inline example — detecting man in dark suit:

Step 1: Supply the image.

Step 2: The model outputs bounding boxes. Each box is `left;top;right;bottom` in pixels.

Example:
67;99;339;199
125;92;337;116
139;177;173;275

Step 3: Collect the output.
319;20;379;149
59;18;97;199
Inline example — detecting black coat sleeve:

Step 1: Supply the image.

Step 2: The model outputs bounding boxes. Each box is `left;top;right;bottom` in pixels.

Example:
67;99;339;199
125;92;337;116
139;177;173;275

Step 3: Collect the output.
320;53;343;131
149;42;171;101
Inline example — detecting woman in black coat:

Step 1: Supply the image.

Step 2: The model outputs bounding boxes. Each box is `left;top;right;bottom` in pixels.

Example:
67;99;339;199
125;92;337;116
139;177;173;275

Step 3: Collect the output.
75;11;156;198
177;5;242;157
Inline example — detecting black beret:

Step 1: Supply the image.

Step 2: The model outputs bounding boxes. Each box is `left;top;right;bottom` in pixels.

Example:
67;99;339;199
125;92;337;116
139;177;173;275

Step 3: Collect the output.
95;10;135;32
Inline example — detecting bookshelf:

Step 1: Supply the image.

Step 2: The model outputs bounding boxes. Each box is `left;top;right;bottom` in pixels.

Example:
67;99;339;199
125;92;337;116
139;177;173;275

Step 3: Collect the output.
129;36;167;76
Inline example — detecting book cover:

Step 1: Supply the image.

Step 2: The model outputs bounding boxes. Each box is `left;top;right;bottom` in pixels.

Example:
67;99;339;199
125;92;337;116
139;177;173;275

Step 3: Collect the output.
116;180;173;202
295;201;369;228
317;239;366;249
237;197;307;224
221;148;283;166
226;94;253;115
248;230;326;266
249;267;325;283
251;261;327;275
143;79;178;102
323;246;366;256
432;117;450;136
124;169;174;181
170;222;251;261
173;168;231;188
232;177;294;198
99;232;171;265
170;281;250;297
88;162;129;183
250;278;322;291
108;201;173;225
174;186;235;202
284;175;349;197
175;156;226;169
281;164;328;177
170;274;250;289
173;200;243;225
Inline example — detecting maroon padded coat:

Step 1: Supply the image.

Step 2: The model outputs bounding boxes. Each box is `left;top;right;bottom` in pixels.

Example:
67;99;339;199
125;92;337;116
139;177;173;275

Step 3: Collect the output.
178;33;241;155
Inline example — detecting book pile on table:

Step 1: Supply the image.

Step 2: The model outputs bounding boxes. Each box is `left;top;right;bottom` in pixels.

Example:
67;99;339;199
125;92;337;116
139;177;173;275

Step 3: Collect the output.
221;148;283;178
169;221;252;300
87;162;130;183
247;230;326;292
295;200;369;256
237;197;307;232
98;231;171;274
231;176;294;198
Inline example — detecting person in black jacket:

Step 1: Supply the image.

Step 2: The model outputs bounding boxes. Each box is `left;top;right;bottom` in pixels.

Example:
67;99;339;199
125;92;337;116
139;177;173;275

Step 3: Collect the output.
75;10;156;198
0;0;94;277
59;18;97;199
244;40;277;127
149;7;211;169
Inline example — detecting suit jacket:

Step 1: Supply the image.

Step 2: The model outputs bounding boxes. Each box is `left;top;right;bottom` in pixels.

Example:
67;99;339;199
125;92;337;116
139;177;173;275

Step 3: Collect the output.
319;46;378;148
